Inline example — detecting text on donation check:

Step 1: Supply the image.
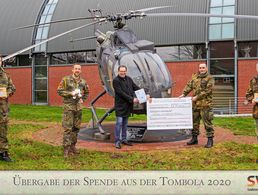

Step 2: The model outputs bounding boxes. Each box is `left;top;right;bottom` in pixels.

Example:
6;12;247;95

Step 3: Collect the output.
147;97;193;130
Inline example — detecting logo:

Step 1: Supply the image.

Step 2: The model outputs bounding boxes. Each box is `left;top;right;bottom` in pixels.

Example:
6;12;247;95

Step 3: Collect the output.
247;176;258;191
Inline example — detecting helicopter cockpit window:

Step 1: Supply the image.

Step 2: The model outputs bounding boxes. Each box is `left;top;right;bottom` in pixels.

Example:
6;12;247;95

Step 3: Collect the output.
138;52;171;90
114;35;123;46
115;28;137;44
114;56;144;89
117;52;171;92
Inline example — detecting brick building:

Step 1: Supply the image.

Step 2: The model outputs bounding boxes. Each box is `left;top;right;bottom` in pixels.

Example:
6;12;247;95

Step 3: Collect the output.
0;0;258;114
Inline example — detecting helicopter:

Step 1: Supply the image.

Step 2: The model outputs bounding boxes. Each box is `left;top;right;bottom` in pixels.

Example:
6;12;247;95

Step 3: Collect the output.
86;8;173;138
3;6;175;140
2;6;258;140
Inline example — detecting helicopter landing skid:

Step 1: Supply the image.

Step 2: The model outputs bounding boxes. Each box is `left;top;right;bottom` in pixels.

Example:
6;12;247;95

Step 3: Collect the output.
93;132;111;140
90;90;113;140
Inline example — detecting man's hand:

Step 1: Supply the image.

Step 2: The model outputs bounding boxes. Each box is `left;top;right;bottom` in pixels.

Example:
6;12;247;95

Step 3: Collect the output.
252;99;256;106
71;89;81;99
146;94;152;103
133;98;139;104
178;94;184;98
243;100;249;105
71;90;77;96
192;96;197;102
79;99;83;104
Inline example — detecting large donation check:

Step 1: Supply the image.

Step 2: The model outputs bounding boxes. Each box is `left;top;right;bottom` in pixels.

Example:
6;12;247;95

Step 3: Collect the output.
147;97;193;130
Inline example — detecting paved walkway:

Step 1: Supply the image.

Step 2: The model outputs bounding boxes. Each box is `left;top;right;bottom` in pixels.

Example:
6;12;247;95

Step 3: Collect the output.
32;123;258;152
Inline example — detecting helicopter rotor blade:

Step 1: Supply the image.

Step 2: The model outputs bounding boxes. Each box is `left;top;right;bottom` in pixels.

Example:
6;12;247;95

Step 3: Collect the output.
3;19;105;62
15;6;173;30
135;6;173;13
70;35;97;42
15;16;107;30
147;12;258;20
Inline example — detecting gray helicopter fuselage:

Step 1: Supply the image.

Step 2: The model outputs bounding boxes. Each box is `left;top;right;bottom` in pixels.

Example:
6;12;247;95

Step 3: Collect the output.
96;27;172;100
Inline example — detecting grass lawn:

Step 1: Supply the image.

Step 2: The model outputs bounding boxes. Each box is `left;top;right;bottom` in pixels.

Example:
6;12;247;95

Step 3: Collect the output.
9;104;144;122
0;104;256;170
214;117;256;136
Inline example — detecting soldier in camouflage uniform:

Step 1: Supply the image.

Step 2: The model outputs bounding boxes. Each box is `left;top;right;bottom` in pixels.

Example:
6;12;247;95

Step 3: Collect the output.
245;62;258;141
57;64;89;158
0;56;16;162
179;63;215;148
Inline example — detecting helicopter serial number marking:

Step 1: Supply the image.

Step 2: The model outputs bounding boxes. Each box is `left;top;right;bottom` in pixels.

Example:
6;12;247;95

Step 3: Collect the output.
147;98;193;130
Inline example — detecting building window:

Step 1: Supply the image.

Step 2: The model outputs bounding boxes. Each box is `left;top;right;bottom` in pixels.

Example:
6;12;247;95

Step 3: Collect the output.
223;0;235;6
35;54;47;65
86;51;98;63
211;0;223;7
3;57;16;67
222;23;234;38
35;66;48;78
209;0;235;40
50;51;97;65
35;91;48;103
67;52;87;64
223;77;231;83
34;54;48;104
209;25;221;40
33;0;59;52
19;55;32;66
51;53;67;64
2;55;32;67
156;45;206;61
156;46;179;61
210;42;235;75
210;59;234;75
210;42;234;58
238;42;258;58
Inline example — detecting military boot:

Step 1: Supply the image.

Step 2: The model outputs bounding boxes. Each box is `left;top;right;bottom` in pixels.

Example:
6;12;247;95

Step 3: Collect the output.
204;137;213;148
187;135;198;145
63;146;70;158
70;143;80;155
0;151;15;162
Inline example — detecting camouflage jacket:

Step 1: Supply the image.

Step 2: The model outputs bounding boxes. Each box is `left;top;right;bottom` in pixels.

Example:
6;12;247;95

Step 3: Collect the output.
182;72;214;109
246;75;258;118
0;69;16;103
57;75;89;111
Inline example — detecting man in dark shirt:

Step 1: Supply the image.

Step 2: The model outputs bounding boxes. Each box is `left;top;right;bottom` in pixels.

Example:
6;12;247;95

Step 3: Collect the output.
112;65;140;149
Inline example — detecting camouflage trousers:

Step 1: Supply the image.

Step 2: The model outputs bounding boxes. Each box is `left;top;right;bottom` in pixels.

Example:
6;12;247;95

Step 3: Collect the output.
62;110;82;147
192;107;214;138
255;119;258;141
0;103;9;153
